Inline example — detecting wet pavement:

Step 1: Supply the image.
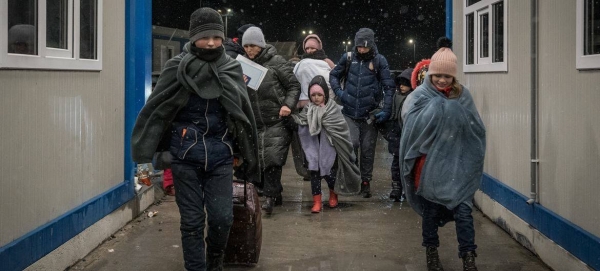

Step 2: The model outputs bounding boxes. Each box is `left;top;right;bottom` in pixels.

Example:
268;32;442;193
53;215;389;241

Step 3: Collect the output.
68;139;551;271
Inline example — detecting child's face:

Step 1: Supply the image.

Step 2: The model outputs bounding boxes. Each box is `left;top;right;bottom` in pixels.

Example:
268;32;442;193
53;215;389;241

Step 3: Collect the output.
399;85;412;94
431;74;454;89
310;92;325;106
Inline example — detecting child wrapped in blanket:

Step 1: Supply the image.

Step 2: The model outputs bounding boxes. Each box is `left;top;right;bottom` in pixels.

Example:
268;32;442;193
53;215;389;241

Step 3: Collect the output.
292;75;361;213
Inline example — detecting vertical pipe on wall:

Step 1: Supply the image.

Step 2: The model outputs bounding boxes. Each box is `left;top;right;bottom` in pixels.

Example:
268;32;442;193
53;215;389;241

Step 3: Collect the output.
528;0;539;204
446;0;453;40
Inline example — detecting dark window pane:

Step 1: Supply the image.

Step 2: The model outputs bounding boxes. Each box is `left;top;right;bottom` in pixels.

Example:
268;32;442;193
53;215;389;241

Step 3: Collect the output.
466;13;475;64
493;1;504;62
467;0;481;7
480;13;489;58
584;0;600;55
80;0;98;59
47;0;69;49
7;0;37;55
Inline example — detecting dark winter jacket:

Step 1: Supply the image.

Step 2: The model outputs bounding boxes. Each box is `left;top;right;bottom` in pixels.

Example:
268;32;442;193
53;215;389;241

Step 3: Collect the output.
245;44;301;169
329;47;395;120
169;94;233;171
132;42;259;183
224;37;245;59
382;92;410;154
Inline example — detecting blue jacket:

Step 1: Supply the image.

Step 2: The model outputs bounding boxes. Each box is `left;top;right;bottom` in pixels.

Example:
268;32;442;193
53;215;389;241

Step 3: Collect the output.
329;49;395;120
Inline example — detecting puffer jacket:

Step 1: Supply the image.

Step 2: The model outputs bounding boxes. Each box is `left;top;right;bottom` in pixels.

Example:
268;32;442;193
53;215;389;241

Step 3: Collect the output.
245;44;301;169
329;47;395;120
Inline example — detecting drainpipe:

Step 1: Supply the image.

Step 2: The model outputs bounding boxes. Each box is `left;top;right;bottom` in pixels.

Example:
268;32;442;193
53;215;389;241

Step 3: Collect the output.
528;0;539;205
446;0;453;41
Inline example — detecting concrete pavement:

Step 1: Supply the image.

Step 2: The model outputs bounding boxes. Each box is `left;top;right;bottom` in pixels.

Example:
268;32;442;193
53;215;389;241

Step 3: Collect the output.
68;139;551;271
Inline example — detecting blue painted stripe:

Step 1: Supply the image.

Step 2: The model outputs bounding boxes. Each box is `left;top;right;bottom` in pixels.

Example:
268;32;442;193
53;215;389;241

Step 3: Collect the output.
0;183;132;271
481;173;600;270
446;0;453;40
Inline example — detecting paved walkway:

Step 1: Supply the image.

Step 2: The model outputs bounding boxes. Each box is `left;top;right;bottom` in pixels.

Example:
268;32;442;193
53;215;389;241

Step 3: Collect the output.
69;140;551;271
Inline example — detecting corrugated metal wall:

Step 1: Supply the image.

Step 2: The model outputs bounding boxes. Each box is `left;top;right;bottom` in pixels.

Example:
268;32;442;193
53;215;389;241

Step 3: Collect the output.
454;1;532;196
0;1;125;247
537;1;600;238
454;0;600;238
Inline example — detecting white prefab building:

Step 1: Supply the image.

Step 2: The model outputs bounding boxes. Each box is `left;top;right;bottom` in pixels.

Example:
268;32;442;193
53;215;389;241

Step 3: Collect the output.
0;1;153;270
449;0;600;270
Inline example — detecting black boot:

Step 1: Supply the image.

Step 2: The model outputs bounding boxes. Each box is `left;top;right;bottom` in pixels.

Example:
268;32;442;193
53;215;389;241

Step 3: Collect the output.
462;251;478;271
261;197;275;215
206;252;224;271
426;246;444;271
389;180;402;201
275;195;283;206
360;181;372;198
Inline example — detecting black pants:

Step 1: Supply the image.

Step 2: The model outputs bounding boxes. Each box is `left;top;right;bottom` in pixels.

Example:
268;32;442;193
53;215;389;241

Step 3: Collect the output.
391;154;403;194
345;116;378;182
262;165;283;198
422;200;477;258
171;162;233;271
310;166;336;195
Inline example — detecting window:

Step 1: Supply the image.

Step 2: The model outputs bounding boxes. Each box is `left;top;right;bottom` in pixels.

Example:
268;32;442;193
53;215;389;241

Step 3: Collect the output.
463;0;507;72
160;45;174;71
1;0;103;70
577;0;600;69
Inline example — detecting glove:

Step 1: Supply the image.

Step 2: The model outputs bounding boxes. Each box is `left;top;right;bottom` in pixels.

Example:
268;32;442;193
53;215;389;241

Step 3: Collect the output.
374;111;391;123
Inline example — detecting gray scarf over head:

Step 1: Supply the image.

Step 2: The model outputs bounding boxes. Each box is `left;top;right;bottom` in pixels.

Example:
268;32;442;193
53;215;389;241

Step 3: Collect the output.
131;42;260;183
400;74;486;216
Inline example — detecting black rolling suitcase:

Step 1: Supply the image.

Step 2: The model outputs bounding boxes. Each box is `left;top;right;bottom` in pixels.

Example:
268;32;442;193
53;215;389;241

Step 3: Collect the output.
224;179;262;264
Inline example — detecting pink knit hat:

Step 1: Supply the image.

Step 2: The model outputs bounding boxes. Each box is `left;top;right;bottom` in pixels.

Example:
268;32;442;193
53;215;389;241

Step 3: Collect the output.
428;37;456;77
303;34;323;53
428;47;457;78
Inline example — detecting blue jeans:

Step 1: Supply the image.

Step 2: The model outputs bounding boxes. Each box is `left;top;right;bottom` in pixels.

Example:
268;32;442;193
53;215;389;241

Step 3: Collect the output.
171;162;233;271
421;200;477;257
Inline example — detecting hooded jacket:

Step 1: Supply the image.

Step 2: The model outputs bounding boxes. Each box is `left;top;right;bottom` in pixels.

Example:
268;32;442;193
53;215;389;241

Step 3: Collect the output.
329;28;395;120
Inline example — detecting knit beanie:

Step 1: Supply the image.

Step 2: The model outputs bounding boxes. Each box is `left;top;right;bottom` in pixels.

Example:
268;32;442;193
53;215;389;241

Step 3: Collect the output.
236;23;255;44
354;28;375;48
303;34;322;52
189;8;224;43
428;37;457;77
242;26;266;48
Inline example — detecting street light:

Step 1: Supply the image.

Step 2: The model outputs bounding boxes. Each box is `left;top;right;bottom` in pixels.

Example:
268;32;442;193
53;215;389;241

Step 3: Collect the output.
217;9;232;37
409;39;416;63
342;41;351;52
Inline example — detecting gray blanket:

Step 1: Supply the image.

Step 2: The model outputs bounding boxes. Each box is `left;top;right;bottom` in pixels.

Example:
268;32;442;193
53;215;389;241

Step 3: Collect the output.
292;101;361;195
399;74;486;216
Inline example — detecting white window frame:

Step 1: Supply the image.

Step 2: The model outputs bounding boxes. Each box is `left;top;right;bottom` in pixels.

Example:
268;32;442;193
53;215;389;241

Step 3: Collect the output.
0;0;103;70
463;0;507;73
576;0;600;70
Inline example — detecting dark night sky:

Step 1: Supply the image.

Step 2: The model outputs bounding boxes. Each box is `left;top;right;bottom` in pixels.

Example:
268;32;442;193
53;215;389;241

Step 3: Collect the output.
153;0;447;71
